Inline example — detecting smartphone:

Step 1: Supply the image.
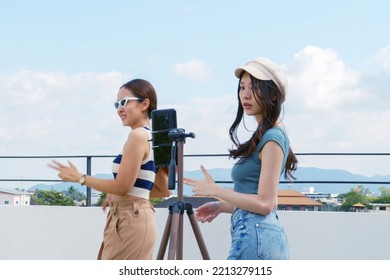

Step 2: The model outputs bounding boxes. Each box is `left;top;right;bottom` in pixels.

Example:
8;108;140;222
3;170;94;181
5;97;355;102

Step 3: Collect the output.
151;109;177;167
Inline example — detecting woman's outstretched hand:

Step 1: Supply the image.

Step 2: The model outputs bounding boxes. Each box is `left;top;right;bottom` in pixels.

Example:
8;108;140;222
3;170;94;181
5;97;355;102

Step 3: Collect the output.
195;201;221;223
183;165;218;197
48;160;83;183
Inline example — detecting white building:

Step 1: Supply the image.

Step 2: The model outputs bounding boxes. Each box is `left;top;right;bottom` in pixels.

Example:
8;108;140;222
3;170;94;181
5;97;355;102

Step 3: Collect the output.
369;203;390;213
301;186;340;200
0;188;31;206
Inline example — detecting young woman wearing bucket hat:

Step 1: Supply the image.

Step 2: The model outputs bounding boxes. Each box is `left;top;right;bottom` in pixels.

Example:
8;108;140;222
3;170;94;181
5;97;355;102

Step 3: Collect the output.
184;58;297;260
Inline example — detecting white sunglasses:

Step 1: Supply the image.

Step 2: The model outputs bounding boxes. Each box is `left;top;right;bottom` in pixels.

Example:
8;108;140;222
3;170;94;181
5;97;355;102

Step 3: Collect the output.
114;97;144;109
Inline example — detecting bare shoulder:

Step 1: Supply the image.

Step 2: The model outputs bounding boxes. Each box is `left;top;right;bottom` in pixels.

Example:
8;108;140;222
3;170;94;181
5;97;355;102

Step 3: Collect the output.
123;127;149;155
128;127;149;141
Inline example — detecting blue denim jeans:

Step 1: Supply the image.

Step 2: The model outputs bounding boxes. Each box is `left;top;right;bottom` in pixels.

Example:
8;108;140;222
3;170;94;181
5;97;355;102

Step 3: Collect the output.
227;208;290;260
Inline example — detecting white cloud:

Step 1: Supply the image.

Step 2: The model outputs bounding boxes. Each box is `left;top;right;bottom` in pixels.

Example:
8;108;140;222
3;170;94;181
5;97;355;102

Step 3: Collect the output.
173;59;212;83
285;46;363;111
170;95;238;170
282;46;390;175
0;70;126;156
376;45;390;68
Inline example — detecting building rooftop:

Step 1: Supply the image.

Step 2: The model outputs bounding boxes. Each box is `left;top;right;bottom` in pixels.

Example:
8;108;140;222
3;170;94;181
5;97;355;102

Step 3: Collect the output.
0;187;31;195
278;189;323;206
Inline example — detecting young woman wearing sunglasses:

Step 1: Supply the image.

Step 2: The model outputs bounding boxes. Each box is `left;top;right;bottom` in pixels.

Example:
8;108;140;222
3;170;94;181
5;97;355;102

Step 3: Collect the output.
49;79;169;260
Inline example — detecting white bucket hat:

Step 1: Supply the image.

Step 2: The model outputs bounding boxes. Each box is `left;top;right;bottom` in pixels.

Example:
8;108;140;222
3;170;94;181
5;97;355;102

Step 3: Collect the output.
234;57;287;102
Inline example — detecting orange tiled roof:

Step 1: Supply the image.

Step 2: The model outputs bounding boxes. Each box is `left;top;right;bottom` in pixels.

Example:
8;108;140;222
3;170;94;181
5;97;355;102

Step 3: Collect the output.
277;189;323;206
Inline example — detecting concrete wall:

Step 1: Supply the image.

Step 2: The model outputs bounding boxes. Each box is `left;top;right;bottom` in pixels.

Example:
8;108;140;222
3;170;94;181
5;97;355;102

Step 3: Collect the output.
1;206;389;260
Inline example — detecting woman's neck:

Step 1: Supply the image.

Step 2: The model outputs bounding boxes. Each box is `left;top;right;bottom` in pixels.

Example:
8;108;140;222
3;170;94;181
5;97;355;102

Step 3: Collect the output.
130;119;150;130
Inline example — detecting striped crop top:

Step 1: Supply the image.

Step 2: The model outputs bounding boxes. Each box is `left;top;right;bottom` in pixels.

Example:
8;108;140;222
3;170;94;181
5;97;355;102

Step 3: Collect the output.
111;126;157;199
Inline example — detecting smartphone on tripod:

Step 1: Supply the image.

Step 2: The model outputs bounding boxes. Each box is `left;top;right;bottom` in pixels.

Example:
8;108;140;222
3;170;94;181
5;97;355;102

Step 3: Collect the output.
151;109;177;168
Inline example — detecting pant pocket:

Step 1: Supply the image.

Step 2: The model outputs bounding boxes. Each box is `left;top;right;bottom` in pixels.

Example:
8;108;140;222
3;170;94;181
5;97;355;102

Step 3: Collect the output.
256;223;289;260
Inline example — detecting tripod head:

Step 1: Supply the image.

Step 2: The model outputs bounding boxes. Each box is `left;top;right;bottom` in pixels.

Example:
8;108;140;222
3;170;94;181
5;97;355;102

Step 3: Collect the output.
168;128;196;142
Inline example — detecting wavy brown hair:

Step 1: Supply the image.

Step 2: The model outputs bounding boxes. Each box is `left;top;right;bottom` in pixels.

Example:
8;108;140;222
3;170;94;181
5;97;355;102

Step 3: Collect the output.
229;73;297;180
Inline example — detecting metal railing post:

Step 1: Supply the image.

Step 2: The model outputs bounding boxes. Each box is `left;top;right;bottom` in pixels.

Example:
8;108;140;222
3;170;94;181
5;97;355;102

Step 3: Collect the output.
86;156;92;206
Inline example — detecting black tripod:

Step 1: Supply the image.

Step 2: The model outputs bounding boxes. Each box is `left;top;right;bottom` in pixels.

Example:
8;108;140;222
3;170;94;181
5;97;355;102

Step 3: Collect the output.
156;128;210;260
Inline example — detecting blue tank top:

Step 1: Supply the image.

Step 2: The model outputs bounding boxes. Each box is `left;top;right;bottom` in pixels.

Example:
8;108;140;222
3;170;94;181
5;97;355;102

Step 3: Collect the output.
231;126;289;195
111;126;157;199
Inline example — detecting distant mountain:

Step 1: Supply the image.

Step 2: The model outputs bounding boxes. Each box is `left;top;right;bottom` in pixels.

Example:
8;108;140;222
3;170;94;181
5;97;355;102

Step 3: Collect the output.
27;173;112;194
27;168;389;196
289;167;390;194
181;167;389;196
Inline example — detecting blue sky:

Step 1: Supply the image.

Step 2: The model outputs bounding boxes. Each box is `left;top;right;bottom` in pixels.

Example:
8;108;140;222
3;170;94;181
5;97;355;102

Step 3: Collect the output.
1;0;390;189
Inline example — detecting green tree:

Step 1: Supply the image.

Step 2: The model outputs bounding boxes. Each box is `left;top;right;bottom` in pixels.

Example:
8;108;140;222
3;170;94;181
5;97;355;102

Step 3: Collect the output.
371;196;390;204
95;192;107;206
63;186;86;202
150;197;164;206
378;187;390;197
32;190;75;206
367;187;390;204
340;187;368;212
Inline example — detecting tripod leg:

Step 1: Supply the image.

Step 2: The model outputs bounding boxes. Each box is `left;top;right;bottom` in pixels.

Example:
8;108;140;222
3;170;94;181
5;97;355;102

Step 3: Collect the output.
156;211;172;260
187;211;211;260
167;212;181;259
176;214;184;259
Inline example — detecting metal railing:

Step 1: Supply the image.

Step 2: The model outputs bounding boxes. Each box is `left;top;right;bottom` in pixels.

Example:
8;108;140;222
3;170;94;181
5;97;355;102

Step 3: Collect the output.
1;153;390;206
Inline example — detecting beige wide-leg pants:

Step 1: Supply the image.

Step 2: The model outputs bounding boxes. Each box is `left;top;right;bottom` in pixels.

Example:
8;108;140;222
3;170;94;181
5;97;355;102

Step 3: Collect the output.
97;198;156;260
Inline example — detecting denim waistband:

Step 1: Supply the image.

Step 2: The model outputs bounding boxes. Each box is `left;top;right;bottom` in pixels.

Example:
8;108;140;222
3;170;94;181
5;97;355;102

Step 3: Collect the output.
231;208;279;225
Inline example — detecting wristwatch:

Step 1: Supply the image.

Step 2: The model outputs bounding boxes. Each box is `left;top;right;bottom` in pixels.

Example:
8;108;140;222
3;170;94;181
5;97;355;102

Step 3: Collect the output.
79;174;87;185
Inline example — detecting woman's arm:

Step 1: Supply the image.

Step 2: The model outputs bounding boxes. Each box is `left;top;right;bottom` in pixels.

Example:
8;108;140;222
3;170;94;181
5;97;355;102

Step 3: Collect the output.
150;168;171;198
184;141;283;216
216;198;236;214
49;127;148;195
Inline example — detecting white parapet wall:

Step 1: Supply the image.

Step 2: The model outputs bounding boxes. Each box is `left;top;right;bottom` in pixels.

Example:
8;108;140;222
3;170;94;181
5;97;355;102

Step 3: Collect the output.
1;205;390;260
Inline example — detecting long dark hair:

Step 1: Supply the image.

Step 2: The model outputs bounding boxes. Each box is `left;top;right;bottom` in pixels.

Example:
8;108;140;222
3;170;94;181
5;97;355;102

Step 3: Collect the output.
228;73;297;180
120;79;157;119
